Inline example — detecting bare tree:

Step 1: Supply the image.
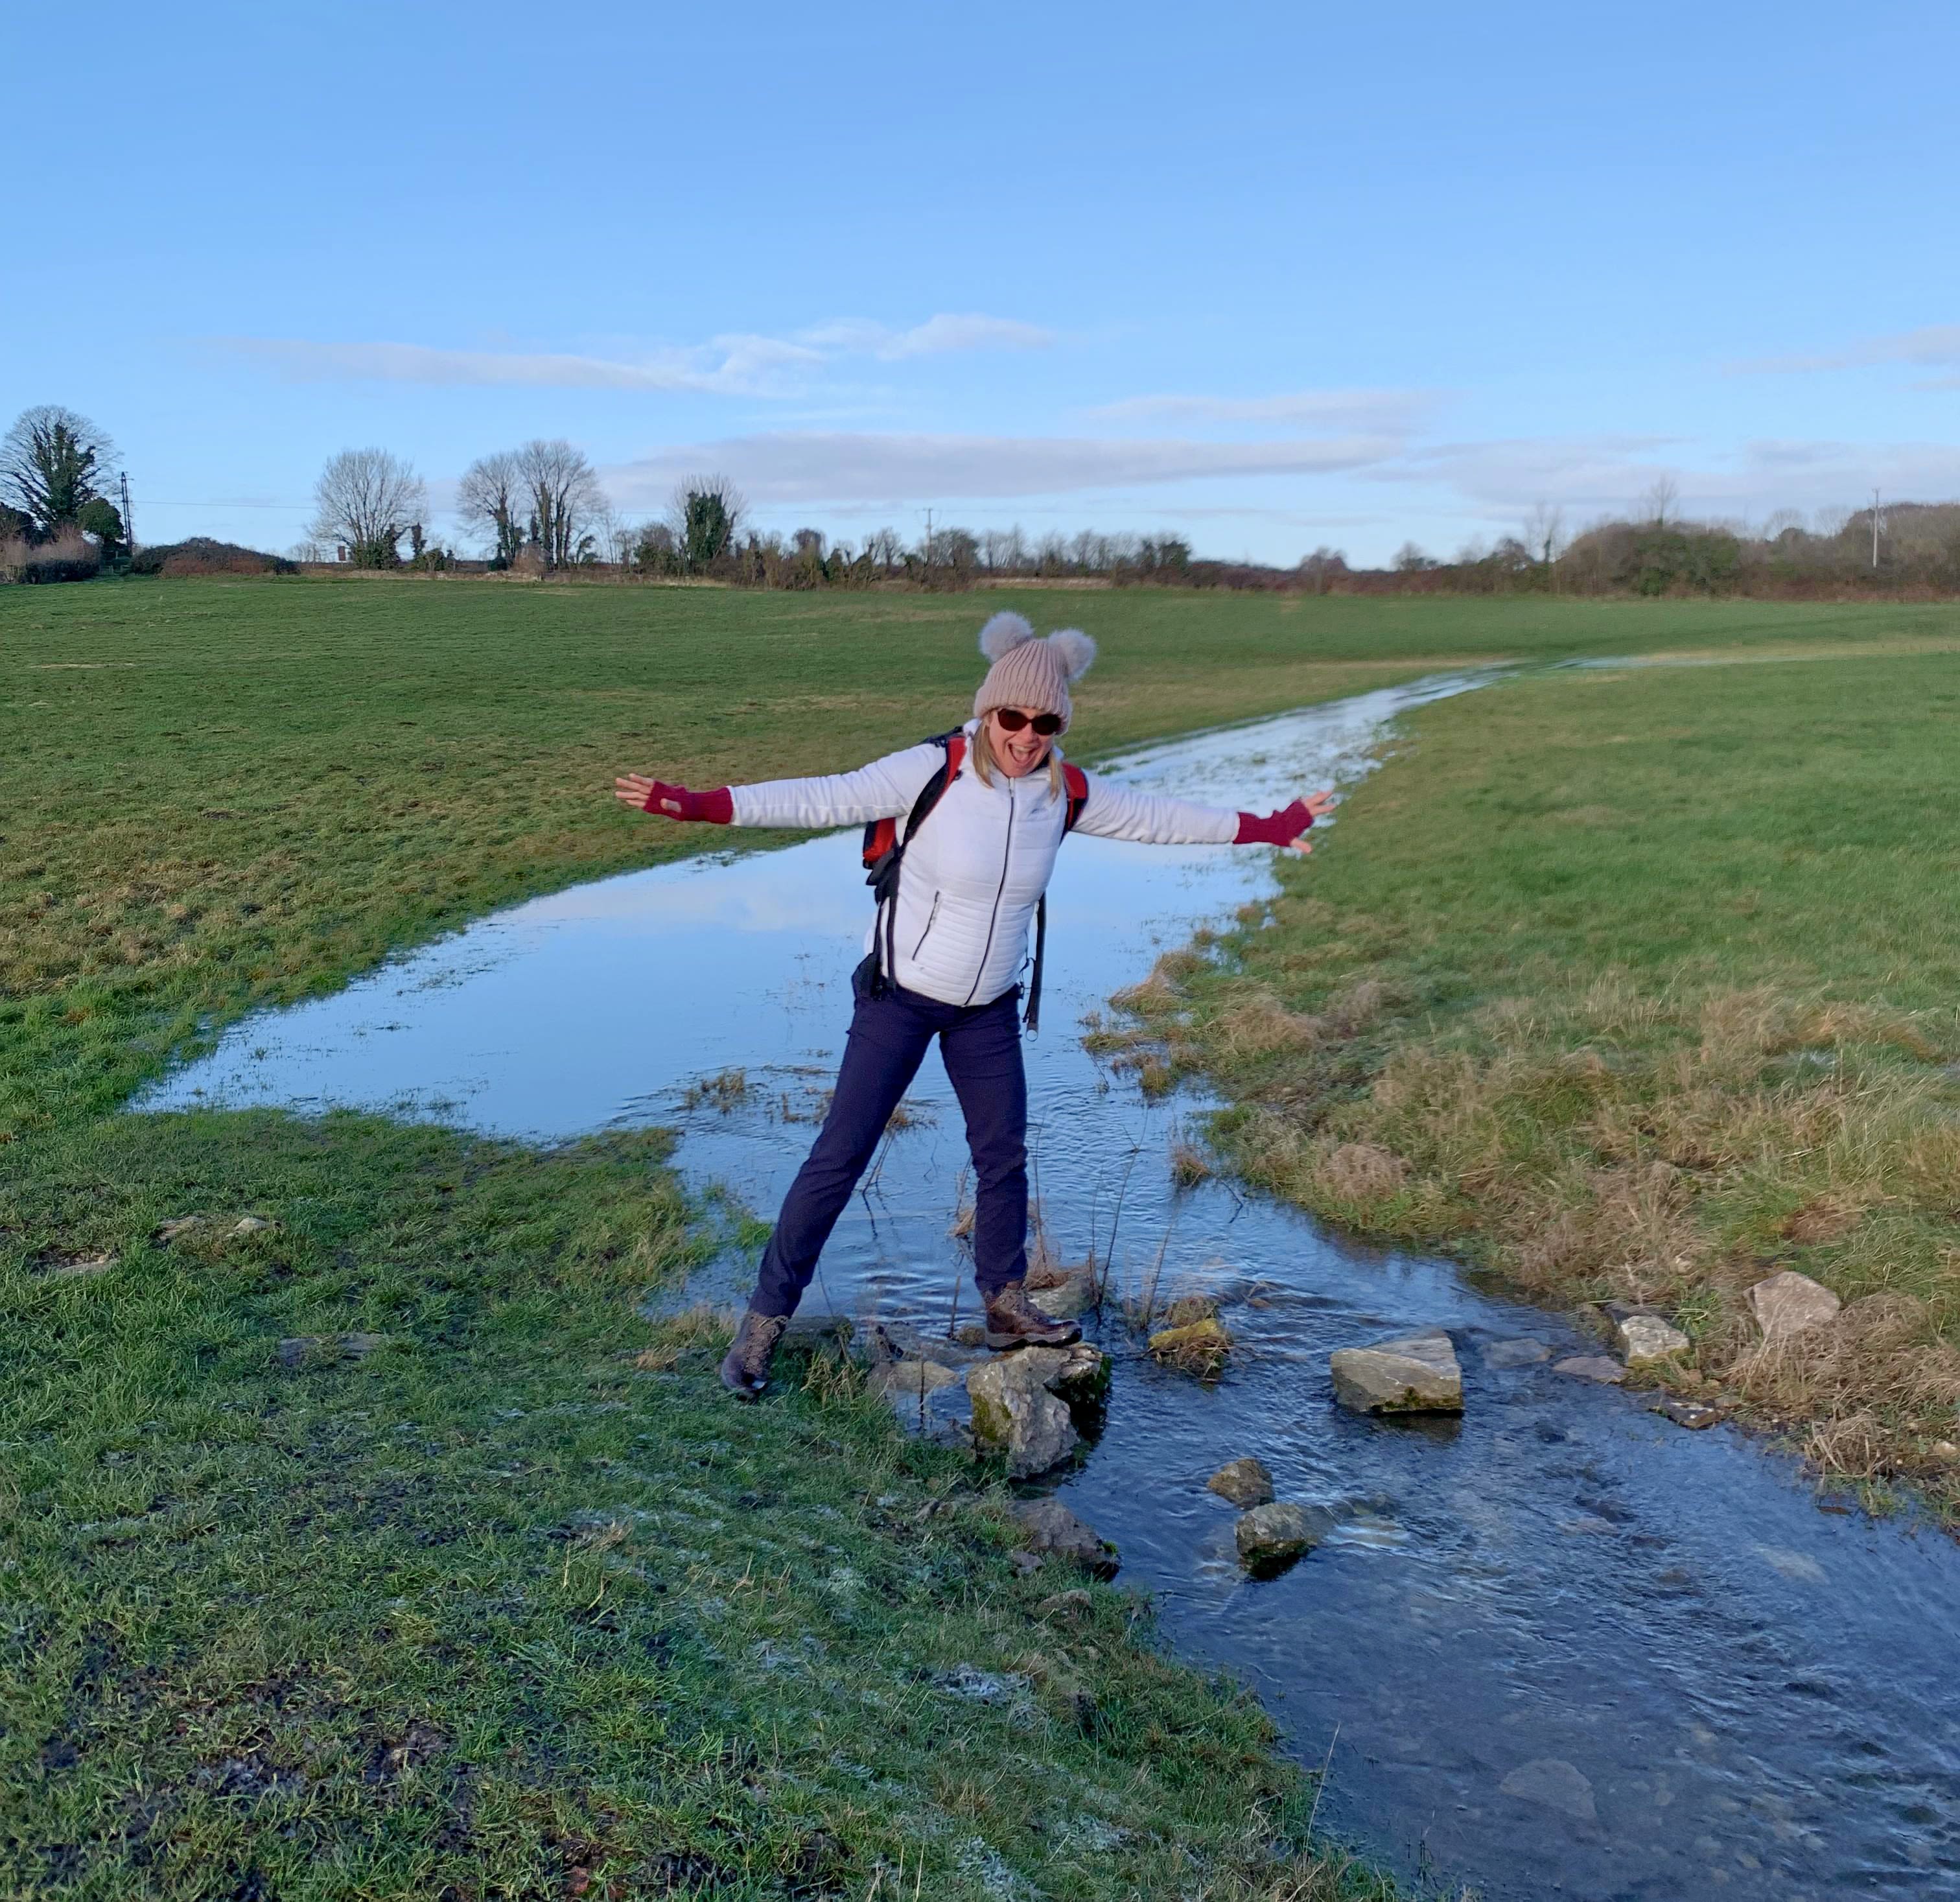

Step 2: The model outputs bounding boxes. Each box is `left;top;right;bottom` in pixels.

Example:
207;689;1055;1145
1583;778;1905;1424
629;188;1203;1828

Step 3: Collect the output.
1642;475;1681;528
1522;500;1566;565
511;439;605;569
668;473;746;570
310;448;427;567
456;450;528;565
2;406;117;534
867;526;903;571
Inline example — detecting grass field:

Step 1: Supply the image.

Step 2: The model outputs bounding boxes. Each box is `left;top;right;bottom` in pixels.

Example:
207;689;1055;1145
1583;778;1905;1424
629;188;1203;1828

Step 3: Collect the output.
1118;640;1960;1518
5;574;1956;1897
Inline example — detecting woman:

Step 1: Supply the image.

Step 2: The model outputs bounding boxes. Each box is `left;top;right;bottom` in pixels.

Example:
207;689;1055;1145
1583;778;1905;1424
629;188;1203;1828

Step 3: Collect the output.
615;613;1333;1399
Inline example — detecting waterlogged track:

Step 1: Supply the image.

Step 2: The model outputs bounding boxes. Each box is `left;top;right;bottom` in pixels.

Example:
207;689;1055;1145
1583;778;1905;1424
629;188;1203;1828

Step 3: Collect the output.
146;680;1960;1901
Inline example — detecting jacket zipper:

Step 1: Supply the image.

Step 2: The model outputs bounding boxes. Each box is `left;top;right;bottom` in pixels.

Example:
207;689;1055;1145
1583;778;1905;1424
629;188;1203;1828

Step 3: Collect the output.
964;781;1014;1005
910;892;942;959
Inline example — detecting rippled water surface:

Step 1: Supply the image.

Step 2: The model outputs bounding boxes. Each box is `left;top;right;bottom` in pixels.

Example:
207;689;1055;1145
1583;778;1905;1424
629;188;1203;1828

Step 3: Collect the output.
146;679;1960;1901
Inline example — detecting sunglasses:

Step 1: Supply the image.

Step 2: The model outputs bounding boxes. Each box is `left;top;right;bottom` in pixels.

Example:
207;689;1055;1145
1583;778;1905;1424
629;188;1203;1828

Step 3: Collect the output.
992;709;1065;736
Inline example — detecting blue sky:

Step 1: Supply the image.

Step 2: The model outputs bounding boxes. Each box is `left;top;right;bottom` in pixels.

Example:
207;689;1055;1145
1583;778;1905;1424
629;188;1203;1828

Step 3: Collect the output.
12;1;1958;565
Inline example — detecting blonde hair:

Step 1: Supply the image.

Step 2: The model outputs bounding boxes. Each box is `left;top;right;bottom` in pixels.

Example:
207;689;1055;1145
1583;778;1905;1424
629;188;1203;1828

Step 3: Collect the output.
971;714;1066;796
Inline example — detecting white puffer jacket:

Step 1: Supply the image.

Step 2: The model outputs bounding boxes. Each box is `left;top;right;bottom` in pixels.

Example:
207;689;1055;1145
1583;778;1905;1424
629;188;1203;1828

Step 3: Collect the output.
729;722;1240;1008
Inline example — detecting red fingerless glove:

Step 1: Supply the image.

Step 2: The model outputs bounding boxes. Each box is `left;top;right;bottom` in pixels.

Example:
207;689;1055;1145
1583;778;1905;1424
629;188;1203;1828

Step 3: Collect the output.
1234;798;1313;847
642;781;734;824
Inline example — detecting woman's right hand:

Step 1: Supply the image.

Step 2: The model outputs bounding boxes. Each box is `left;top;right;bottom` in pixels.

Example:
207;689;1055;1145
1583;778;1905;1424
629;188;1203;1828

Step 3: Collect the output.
613;775;732;823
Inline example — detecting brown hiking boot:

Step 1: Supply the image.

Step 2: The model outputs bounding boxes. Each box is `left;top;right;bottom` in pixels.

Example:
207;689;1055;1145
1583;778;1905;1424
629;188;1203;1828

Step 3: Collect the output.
721;1310;788;1400
983;1281;1082;1350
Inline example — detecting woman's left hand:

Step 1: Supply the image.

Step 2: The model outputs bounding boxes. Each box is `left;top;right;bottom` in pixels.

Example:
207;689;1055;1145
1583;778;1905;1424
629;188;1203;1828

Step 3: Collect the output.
1237;788;1336;852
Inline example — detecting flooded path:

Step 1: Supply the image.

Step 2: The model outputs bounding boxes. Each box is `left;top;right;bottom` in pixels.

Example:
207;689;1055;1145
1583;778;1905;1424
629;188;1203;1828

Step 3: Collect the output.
145;680;1960;1901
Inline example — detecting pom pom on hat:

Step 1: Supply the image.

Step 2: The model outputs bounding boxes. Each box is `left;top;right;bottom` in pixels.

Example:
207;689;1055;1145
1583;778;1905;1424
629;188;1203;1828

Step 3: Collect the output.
1045;627;1096;683
978;611;1037;662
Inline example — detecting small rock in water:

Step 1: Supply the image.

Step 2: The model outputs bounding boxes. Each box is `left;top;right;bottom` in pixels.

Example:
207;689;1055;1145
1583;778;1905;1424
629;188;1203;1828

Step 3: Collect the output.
1233;1501;1322;1575
1329;1329;1463;1415
1207;1457;1274;1507
1748;1270;1842;1343
1653;1394;1725;1430
869;1357;960;1402
951;1321;988;1348
1554;1355;1626;1384
1614;1312;1691;1365
1149;1316;1232;1377
1012;1498;1119;1578
1483;1337;1552;1369
1500;1757;1597;1821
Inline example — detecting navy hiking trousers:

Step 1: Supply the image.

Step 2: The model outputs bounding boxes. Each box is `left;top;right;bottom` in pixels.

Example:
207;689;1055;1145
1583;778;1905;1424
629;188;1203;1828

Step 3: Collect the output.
749;972;1028;1319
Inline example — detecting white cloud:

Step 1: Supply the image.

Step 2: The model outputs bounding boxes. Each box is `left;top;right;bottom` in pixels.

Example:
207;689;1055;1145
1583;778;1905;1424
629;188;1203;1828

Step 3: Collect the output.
1083;389;1443;430
216;311;1052;396
1736;323;1960;377
601;430;1403;506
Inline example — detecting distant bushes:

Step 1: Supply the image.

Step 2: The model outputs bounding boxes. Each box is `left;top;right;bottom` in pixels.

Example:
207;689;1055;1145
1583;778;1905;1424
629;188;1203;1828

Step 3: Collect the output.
1357;502;1960;600
1;528;100;584
128;537;297;578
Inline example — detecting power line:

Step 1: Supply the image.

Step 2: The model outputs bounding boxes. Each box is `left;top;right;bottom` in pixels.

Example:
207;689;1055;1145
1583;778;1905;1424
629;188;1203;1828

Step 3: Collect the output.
133;498;314;511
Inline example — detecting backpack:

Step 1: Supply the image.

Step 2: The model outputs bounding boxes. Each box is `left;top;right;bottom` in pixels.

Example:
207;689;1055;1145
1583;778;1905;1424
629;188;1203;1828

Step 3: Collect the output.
860;729;1088;1033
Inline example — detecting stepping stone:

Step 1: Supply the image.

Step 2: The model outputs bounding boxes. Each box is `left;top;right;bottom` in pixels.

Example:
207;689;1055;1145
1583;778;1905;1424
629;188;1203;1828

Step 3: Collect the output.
869;1358;960;1402
1483;1337;1552;1369
1554;1355;1626;1384
1207;1457;1274;1507
1330;1329;1463;1414
1233;1501;1324;1575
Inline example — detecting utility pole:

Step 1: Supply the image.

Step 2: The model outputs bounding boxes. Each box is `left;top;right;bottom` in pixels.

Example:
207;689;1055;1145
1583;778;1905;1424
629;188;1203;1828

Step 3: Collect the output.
1870;487;1881;569
923;508;934;567
119;471;135;556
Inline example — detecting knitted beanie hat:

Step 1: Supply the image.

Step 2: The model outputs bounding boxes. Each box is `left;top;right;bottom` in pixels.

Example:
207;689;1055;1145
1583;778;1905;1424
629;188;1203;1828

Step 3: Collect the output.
972;613;1097;728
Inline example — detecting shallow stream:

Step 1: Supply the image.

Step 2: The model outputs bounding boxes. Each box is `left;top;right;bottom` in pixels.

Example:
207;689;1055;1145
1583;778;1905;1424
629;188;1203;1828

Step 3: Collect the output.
146;680;1960;1901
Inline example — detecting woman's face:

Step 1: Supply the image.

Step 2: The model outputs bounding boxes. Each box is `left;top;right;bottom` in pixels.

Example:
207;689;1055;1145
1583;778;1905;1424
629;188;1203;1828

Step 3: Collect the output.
990;707;1058;778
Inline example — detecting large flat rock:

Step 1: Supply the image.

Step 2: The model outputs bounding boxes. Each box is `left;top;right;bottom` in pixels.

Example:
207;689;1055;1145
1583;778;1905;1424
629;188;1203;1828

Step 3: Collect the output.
1330;1328;1463;1415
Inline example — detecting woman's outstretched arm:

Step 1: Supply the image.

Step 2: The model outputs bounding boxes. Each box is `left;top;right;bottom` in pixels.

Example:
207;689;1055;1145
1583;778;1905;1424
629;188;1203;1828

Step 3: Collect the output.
1072;780;1336;851
614;741;951;830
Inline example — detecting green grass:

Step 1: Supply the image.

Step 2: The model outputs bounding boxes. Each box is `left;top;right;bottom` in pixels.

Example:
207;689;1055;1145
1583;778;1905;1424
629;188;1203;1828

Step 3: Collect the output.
5;575;1954;1895
1121;642;1960;1516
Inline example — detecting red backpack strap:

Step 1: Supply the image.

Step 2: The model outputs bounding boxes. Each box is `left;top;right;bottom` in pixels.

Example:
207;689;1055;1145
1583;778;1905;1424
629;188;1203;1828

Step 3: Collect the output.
862;729;964;871
1061;762;1088;834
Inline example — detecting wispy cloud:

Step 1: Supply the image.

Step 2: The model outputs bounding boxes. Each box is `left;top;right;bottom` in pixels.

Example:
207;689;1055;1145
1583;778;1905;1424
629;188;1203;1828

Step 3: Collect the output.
802;313;1055;358
1734;323;1960;380
1082;389;1443;430
1399;433;1960;520
216;311;1053;397
601;430;1403;506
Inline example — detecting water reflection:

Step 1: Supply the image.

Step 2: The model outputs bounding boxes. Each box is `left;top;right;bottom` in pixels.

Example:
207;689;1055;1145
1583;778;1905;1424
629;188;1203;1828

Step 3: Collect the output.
143;677;1960;1901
